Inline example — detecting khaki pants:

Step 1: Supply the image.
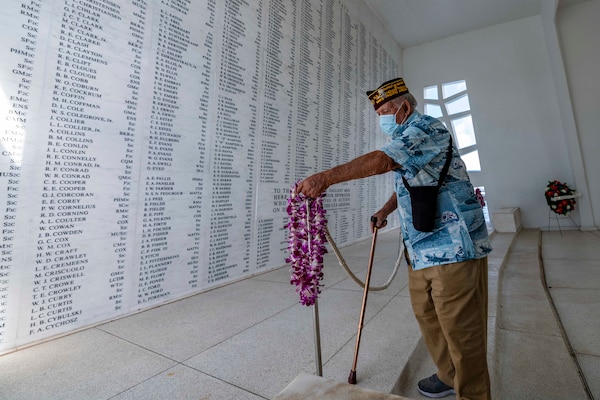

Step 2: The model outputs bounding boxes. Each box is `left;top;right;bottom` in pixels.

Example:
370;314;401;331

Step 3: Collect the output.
408;257;491;400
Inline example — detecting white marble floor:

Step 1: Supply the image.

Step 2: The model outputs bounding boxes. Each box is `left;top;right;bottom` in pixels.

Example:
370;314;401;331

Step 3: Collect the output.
0;229;597;400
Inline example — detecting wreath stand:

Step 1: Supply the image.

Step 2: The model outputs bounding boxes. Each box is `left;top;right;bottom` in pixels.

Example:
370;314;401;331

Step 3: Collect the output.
546;191;581;234
312;298;323;376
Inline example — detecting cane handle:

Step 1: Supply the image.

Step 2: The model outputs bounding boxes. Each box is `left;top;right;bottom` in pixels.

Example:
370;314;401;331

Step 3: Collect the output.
370;215;387;230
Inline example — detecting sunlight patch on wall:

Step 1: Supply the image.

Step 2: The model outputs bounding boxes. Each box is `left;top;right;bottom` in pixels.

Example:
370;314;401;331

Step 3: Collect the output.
0;84;24;165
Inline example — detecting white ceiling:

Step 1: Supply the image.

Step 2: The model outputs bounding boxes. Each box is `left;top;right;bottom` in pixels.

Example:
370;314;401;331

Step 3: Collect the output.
364;0;583;48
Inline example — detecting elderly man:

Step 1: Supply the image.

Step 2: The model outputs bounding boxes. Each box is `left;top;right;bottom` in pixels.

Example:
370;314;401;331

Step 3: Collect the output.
297;78;492;399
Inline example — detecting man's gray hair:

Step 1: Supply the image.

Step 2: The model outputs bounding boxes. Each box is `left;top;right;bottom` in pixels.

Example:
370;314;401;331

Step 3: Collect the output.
389;93;417;108
400;93;418;108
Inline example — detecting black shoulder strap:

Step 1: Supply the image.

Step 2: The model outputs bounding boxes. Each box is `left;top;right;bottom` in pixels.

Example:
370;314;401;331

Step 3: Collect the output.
402;135;453;189
437;135;453;187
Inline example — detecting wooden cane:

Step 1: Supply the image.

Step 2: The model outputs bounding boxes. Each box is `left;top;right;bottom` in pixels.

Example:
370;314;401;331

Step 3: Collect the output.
348;216;381;384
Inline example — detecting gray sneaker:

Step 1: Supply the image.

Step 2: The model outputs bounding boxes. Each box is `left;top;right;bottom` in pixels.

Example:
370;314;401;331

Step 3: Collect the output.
417;374;456;398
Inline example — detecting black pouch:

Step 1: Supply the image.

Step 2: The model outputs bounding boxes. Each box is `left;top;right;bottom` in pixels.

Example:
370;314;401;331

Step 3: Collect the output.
404;184;440;232
402;137;453;232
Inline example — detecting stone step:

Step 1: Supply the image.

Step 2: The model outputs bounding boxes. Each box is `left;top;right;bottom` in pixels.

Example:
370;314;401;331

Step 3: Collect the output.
492;230;589;399
274;373;414;400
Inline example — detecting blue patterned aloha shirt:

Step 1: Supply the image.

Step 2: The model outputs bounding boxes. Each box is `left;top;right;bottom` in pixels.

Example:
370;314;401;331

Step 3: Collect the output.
381;111;492;270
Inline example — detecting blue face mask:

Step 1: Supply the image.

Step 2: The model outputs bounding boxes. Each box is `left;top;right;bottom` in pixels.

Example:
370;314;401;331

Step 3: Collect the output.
379;104;403;137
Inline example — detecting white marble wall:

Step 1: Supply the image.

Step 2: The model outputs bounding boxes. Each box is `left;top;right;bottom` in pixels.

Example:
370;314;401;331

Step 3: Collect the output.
0;0;399;353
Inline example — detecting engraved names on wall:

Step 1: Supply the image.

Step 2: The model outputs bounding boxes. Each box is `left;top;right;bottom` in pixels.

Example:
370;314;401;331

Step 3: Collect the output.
0;0;399;353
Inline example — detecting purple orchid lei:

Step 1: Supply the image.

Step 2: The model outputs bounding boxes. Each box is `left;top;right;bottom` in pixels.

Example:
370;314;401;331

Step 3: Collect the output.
285;183;328;306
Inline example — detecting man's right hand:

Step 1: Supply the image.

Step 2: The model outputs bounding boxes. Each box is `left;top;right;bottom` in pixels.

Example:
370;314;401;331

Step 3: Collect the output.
296;172;330;198
297;151;399;199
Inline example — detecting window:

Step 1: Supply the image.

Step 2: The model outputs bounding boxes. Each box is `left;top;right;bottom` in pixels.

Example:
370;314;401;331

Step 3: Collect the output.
475;186;491;230
423;80;481;171
461;150;481;171
424;80;490;226
442;80;467;98
451;115;476;149
424;103;443;118
445;94;470;115
423;85;438;100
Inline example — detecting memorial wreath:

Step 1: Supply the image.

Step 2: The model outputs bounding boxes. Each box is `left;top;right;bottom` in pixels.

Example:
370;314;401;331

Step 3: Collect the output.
544;179;577;215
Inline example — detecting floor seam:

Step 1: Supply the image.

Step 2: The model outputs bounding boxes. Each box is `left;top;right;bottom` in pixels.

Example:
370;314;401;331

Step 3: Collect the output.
540;232;594;400
95;326;182;363
495;324;562;338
